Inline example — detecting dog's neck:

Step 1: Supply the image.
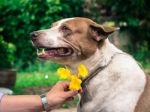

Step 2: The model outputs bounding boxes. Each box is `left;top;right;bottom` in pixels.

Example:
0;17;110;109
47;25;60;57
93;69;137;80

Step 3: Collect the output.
66;39;122;74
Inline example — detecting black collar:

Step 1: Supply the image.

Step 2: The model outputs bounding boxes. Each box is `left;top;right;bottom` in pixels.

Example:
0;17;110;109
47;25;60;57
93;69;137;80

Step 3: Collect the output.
81;52;125;89
80;52;126;107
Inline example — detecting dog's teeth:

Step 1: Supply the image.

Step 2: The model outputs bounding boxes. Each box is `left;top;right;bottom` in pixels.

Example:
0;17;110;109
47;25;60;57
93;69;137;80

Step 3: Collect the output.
42;49;45;53
58;48;64;53
60;48;64;51
37;49;40;55
37;49;45;55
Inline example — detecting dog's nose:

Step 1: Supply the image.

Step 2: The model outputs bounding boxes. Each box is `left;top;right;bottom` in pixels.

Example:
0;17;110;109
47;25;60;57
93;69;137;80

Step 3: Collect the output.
30;31;39;41
30;31;39;38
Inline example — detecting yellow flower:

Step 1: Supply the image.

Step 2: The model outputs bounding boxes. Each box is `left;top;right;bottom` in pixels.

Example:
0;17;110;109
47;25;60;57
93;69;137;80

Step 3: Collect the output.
57;64;88;91
78;64;88;78
69;75;82;90
57;68;71;79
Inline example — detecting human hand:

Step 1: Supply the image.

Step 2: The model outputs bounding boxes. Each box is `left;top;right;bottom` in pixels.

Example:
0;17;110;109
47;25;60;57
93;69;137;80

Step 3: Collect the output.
46;81;78;110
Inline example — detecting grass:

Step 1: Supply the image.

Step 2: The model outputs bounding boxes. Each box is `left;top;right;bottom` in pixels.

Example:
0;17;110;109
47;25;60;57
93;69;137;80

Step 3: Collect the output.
12;62;78;108
144;63;150;69
13;61;60;94
11;60;149;109
13;71;59;94
12;70;78;108
13;60;150;94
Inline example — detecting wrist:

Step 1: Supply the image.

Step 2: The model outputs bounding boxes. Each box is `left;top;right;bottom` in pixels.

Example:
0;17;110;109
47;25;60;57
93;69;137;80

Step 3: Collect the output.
32;95;44;112
40;94;52;111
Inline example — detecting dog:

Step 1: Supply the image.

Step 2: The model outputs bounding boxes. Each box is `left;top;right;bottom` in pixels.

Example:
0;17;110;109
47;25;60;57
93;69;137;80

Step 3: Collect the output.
31;17;150;112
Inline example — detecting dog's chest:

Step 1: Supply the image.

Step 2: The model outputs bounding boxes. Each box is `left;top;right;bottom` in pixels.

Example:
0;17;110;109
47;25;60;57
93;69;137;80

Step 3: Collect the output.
77;57;146;112
78;70;119;112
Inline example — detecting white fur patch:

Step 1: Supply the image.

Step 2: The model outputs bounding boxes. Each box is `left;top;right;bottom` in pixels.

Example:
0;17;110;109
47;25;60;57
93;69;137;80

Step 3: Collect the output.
37;18;75;47
77;40;146;112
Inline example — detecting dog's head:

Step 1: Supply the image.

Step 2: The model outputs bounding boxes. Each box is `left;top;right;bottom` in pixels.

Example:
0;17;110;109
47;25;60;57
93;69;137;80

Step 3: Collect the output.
31;17;118;65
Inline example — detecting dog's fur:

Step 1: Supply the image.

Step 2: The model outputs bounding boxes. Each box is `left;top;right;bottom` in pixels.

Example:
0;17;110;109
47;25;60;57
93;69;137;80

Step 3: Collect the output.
31;17;150;112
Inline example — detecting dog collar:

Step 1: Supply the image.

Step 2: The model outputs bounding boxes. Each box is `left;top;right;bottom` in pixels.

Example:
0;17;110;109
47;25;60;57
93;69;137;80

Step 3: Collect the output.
80;52;126;107
81;52;126;92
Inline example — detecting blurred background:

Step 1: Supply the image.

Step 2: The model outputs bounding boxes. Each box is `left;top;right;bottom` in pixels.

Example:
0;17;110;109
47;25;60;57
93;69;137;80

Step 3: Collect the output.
0;0;150;110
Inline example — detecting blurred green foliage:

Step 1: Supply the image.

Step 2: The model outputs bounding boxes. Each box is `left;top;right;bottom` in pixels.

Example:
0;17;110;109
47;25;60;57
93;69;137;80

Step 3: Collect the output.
133;41;149;65
0;0;83;69
0;36;16;69
20;61;60;73
107;0;150;63
106;0;150;43
84;0;150;64
0;0;149;70
13;71;59;94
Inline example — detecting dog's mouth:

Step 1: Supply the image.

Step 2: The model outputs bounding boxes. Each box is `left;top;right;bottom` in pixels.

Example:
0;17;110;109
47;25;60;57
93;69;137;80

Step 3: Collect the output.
36;47;74;58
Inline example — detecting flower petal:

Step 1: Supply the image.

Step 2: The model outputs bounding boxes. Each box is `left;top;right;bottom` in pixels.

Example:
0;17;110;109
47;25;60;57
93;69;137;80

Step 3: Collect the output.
78;64;88;78
57;68;71;79
69;75;82;90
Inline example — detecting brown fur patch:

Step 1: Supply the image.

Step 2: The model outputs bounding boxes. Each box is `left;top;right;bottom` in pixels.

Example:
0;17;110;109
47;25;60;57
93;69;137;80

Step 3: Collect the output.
61;18;99;60
134;75;150;112
32;17;114;65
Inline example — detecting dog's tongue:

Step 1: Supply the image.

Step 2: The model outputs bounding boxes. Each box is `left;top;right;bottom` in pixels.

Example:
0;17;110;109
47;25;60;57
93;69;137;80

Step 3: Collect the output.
37;48;71;57
45;49;59;56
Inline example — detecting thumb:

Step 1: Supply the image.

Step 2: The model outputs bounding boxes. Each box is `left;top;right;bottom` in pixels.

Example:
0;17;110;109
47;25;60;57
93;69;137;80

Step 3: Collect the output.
64;90;78;98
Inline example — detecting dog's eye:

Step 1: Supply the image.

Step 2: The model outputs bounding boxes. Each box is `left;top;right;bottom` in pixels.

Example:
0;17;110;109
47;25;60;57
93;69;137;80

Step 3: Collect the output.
60;25;72;37
61;25;70;31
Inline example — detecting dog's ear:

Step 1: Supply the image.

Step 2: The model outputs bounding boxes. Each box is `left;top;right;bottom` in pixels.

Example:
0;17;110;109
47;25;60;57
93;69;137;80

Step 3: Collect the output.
90;24;119;41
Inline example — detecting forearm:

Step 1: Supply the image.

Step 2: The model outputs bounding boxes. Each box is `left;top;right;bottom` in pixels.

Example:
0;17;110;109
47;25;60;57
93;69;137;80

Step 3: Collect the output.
0;95;43;112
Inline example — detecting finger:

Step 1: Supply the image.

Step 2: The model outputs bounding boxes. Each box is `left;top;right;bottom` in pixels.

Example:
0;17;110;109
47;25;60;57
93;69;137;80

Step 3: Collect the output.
61;81;70;88
54;81;68;89
66;97;74;101
58;81;70;90
64;90;78;98
78;89;84;94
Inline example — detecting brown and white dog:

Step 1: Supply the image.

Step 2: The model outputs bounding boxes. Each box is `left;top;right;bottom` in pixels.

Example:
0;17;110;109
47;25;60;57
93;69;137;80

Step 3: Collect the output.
31;17;150;112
